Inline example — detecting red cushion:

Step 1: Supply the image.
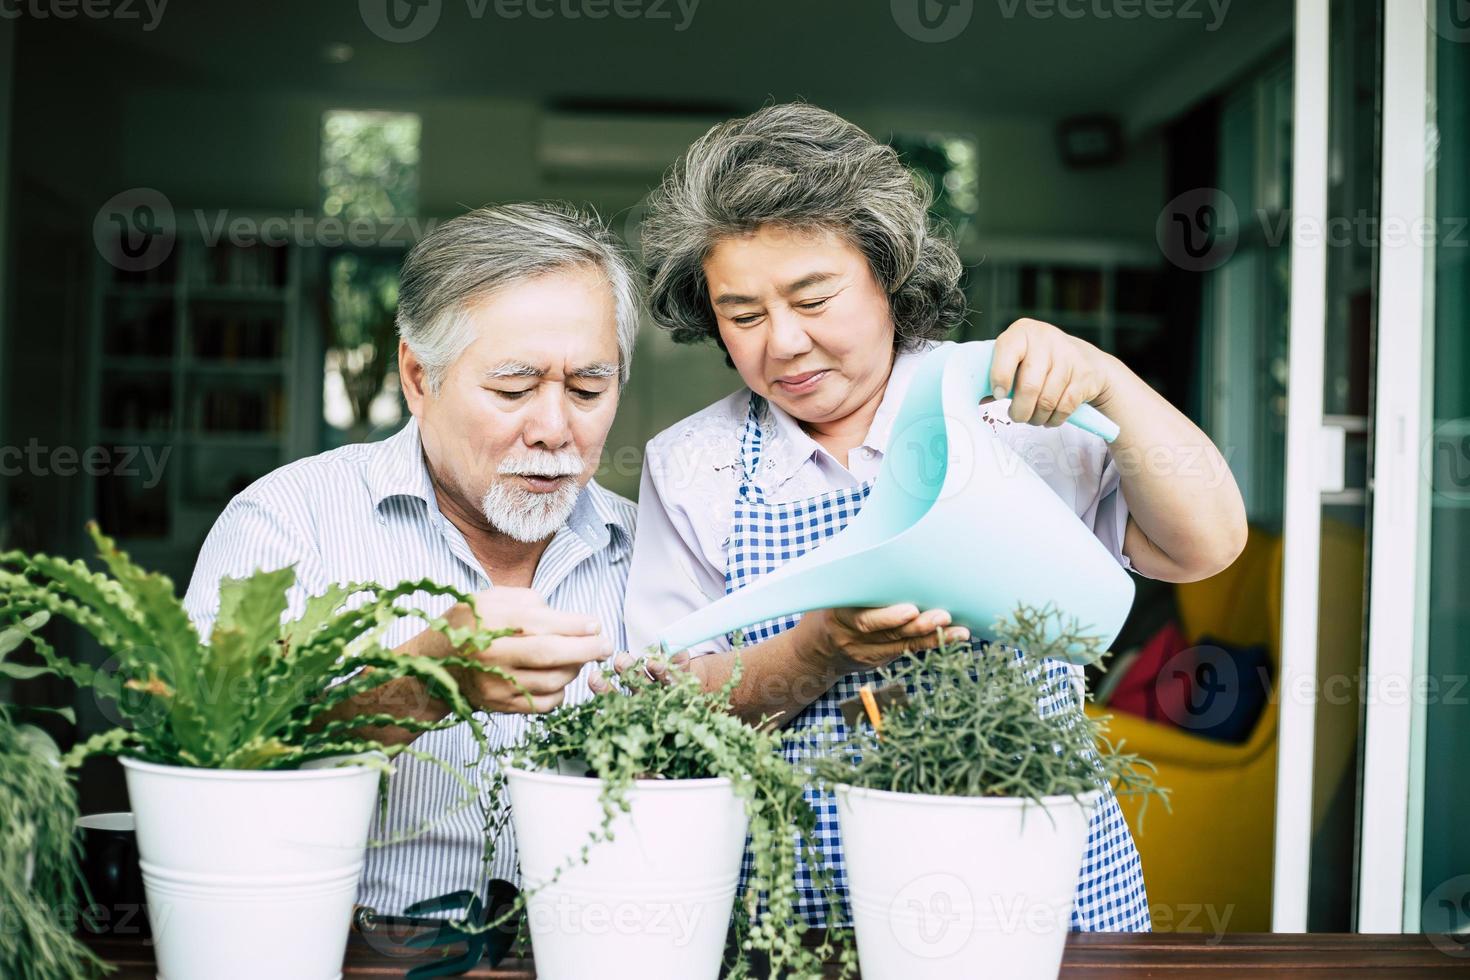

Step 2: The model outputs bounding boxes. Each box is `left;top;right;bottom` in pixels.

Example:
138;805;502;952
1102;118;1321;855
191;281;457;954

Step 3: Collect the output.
1109;620;1189;724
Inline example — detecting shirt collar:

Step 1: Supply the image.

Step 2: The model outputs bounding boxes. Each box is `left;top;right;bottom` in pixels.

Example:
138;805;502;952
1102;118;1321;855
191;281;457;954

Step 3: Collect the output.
759;342;940;488
366;416;633;559
366;417;437;511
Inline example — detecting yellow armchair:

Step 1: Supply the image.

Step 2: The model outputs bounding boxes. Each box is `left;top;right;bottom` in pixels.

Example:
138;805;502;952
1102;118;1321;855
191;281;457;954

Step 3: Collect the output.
1086;526;1285;933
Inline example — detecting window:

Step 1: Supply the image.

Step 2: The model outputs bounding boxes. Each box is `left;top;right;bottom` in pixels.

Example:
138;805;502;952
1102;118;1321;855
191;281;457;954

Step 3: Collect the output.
319;110;421;221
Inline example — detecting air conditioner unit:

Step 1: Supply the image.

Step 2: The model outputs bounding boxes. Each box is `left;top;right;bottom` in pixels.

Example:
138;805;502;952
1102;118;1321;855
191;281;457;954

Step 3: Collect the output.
536;111;722;179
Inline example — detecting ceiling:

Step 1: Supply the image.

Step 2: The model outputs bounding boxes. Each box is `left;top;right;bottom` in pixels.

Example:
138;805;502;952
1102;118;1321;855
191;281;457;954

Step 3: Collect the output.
52;0;1291;121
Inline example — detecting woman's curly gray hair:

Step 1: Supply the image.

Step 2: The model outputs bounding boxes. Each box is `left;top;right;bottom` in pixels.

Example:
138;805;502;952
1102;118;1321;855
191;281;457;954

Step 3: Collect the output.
641;102;967;363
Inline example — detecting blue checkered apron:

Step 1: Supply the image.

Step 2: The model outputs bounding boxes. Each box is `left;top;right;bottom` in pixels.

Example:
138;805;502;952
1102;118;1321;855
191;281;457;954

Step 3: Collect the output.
722;391;1151;931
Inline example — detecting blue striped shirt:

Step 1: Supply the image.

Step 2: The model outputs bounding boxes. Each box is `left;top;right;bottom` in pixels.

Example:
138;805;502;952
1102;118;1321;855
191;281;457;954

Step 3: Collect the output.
182;418;636;914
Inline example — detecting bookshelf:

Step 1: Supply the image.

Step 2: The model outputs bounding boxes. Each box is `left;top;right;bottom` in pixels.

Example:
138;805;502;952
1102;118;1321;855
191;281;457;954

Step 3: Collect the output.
86;227;311;586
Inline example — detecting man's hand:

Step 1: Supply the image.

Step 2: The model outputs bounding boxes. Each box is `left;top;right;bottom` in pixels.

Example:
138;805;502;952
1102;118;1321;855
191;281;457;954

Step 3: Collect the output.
445;587;611;713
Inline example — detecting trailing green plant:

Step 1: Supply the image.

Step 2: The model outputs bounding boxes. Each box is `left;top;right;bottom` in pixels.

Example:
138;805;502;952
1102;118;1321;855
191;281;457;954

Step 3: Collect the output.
1;614;110;980
812;602;1167;820
0;523;528;836
458;654;858;980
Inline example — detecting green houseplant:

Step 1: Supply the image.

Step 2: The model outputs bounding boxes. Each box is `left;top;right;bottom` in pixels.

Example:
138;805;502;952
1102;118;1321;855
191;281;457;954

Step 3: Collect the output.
0;614;109;980
486;654;857;980
0;523;521;980
812;603;1166;980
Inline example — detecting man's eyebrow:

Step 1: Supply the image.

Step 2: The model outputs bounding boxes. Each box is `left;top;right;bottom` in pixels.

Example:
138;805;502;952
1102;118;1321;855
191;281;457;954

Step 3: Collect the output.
711;271;841;308
569;362;619;380
482;361;619;380
483;361;542;380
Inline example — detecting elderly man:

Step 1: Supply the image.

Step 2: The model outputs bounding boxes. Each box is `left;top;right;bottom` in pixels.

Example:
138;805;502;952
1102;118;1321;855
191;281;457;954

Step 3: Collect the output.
183;202;641;915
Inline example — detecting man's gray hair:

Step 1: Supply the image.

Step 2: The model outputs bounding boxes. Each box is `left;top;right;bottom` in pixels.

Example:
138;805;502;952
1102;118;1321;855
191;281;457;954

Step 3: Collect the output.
397;202;640;394
641;102;966;366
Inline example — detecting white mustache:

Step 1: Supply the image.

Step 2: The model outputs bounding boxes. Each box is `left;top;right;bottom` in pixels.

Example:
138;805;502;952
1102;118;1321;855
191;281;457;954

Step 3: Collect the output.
498;454;584;479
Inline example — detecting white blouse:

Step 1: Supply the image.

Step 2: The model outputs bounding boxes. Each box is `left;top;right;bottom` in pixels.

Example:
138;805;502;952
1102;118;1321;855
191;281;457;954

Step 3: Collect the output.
624;340;1134;656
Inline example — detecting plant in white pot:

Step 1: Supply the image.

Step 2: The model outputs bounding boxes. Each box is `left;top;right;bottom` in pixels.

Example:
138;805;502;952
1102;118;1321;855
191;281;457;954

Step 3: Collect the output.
812;603;1166;980
0;523;519;980
489;656;857;980
0;614;109;980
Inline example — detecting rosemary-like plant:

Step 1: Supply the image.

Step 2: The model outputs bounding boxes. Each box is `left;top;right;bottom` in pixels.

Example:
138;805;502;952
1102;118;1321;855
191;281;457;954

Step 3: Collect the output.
1;615;109;980
492;658;858;980
813;603;1167;818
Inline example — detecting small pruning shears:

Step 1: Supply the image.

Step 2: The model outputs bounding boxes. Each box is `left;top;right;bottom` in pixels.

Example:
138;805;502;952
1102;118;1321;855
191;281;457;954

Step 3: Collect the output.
351;880;521;978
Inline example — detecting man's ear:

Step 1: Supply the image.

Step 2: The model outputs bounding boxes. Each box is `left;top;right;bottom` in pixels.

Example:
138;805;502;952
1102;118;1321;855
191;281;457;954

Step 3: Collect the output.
399;339;429;416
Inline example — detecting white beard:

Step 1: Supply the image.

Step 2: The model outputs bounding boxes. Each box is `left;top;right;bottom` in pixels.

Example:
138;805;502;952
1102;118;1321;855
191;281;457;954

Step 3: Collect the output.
479;453;585;544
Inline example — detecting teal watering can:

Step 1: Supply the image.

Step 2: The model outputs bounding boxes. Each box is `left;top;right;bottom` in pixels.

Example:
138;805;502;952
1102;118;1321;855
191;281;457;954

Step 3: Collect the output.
653;341;1136;663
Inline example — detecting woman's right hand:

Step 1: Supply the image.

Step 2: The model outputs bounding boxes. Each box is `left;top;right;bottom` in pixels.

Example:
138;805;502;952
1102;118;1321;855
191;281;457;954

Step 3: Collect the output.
793;604;970;677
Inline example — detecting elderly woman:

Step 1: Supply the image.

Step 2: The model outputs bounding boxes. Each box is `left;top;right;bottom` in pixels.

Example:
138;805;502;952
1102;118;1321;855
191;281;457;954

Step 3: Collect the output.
623;103;1247;932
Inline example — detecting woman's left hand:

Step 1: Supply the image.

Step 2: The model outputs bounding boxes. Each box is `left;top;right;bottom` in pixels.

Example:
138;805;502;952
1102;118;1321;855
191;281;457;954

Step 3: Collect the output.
587;649;691;694
983;318;1120;428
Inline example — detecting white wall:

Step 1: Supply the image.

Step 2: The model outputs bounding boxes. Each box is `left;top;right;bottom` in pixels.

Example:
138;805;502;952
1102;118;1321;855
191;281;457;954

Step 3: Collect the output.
97;88;1164;241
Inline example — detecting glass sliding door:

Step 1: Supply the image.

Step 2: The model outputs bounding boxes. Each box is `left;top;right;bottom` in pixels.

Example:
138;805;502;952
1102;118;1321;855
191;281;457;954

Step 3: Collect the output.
1360;0;1469;936
1412;0;1470;939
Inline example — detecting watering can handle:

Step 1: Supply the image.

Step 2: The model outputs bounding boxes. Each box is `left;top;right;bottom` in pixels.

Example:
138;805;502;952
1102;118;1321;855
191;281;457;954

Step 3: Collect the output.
974;341;1120;444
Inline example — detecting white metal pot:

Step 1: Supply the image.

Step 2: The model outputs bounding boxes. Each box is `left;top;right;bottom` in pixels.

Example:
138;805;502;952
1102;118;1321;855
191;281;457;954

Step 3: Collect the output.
121;755;381;980
835;784;1101;980
506;766;748;980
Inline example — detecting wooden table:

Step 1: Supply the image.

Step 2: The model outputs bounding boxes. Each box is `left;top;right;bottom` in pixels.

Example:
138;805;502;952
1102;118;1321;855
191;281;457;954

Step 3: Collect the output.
83;931;1470;977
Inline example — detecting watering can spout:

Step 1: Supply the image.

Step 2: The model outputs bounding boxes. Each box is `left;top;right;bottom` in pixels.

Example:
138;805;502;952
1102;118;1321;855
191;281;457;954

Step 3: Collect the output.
652;342;1134;660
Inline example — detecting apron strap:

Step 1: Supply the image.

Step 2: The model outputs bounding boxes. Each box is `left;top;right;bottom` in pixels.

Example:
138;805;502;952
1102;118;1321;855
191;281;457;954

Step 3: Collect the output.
736;391;767;490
